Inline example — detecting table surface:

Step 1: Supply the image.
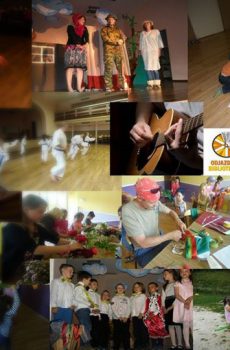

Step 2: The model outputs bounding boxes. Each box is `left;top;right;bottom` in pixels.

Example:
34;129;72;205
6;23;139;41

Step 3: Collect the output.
144;213;230;269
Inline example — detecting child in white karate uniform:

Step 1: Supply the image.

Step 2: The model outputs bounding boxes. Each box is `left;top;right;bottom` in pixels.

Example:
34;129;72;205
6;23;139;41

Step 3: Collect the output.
50;126;68;182
88;279;101;349
0;137;18;172
111;283;131;350
38;135;51;163
68;134;83;160
20;136;27;155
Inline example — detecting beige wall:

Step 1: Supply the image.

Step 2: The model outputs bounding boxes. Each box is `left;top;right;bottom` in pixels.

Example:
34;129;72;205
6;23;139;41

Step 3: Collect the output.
188;0;224;38
33;0;187;80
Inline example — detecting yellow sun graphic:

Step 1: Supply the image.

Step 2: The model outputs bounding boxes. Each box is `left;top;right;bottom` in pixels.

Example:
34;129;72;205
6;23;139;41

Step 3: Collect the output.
212;133;230;158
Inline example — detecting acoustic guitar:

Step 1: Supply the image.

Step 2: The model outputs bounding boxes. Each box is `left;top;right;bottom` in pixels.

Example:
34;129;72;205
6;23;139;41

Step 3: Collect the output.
127;109;203;175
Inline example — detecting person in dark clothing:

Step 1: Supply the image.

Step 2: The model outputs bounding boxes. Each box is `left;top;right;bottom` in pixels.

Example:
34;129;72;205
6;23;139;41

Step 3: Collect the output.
2;194;82;283
64;13;89;92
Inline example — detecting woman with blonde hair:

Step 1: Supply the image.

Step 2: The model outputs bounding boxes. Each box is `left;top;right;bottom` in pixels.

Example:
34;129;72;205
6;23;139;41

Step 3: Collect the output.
139;20;164;89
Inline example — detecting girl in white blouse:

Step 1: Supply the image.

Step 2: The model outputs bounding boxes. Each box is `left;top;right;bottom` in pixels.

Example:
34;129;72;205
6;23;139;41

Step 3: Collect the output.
130;282;149;350
111;283;131;350
162;269;183;350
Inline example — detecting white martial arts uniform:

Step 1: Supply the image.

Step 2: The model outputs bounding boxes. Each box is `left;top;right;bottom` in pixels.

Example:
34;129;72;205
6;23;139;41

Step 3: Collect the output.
84;135;96;143
139;29;164;71
20;137;27;155
0;140;18;172
68;135;83;160
38;138;51;162
51;129;67;178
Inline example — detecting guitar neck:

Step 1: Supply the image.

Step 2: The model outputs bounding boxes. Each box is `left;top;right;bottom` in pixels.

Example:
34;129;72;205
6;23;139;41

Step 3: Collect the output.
182;113;203;135
155;113;203;148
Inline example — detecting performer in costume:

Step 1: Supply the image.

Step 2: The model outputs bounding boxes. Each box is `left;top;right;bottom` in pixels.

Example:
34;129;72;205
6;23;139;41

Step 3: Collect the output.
65;13;89;92
88;279;101;349
101;14;125;92
98;290;112;349
143;282;168;350
139;20;164;89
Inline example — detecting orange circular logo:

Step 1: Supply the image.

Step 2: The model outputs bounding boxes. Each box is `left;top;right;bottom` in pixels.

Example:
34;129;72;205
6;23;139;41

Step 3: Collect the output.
212;133;230;158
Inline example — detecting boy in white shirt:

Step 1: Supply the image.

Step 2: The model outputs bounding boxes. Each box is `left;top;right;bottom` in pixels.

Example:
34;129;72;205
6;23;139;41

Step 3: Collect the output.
73;271;92;347
0;137;18;173
111;283;131;350
99;290;112;350
130;282;149;350
88;279;101;349
50;263;75;324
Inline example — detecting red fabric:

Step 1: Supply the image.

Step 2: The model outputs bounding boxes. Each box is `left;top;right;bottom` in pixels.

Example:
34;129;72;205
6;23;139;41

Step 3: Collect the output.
144;295;168;338
87;74;131;89
171;182;180;196
72;13;86;38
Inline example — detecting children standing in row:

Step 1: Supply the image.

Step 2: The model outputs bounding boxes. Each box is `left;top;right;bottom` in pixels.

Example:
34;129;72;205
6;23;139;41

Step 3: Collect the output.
51;268;193;350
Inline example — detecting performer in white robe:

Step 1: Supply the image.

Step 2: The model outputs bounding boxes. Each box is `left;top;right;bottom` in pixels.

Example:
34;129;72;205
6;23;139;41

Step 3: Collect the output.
84;133;96;143
0;138;18;172
139;20;164;89
68;134;84;160
50;126;68;181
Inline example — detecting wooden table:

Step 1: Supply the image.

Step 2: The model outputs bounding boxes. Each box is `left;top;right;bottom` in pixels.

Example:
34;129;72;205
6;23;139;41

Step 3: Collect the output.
145;213;230;269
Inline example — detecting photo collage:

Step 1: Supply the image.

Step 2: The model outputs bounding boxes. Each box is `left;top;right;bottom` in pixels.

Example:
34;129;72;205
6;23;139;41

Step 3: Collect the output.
0;0;230;349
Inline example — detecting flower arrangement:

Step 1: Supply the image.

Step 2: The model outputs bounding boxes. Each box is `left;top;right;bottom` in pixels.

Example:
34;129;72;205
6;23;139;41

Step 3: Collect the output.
20;260;49;285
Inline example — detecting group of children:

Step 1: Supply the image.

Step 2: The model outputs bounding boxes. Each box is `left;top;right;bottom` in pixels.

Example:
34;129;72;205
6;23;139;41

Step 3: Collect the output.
0;130;95;179
50;266;193;350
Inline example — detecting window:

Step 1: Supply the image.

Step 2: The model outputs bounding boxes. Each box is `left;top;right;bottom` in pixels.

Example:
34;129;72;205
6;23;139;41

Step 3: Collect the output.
32;45;55;64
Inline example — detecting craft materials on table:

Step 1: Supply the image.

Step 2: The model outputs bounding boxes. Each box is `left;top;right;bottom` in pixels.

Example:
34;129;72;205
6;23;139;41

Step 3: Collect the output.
196;212;230;235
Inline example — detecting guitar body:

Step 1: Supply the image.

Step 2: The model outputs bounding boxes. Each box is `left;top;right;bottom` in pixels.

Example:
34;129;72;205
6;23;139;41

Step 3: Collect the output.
127;109;197;175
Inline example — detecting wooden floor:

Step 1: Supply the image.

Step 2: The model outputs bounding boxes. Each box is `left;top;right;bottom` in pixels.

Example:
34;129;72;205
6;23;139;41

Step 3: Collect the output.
128;81;188;102
0;35;31;109
188;30;230;128
11;304;49;350
0;144;121;191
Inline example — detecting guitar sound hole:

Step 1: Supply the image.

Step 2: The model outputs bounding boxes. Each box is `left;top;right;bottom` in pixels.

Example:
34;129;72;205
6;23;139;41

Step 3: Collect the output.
137;133;159;171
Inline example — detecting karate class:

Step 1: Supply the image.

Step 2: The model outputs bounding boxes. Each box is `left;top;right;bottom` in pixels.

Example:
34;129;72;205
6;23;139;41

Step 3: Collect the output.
122;176;230;269
0;92;123;190
188;0;230;127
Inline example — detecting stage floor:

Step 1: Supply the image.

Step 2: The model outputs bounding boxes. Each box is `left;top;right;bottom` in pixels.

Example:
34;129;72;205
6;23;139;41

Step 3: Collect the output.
128;81;188;102
188;30;230;128
0;35;31;109
0;144;120;191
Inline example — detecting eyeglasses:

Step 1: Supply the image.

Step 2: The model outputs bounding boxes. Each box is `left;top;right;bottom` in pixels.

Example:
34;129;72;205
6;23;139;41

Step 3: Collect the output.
142;187;161;194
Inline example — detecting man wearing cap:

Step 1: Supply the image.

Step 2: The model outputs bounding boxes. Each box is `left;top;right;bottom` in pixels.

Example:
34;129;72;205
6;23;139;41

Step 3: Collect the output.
122;178;186;267
101;13;125;91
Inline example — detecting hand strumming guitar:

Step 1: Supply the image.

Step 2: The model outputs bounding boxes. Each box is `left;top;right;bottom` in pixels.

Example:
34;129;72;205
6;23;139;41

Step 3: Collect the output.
130;119;184;150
